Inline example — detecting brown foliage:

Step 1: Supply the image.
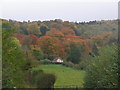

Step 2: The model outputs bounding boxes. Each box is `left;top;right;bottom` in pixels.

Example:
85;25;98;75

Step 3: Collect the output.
60;27;75;36
37;36;66;58
46;28;64;37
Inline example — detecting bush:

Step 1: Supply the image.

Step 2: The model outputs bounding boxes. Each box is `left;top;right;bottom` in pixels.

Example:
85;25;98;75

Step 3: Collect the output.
36;73;56;88
63;61;74;68
63;60;85;70
30;69;56;88
78;59;92;70
84;45;118;88
40;59;51;64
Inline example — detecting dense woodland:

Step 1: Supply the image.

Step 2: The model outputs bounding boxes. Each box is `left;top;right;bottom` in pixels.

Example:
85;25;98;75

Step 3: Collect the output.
2;18;119;88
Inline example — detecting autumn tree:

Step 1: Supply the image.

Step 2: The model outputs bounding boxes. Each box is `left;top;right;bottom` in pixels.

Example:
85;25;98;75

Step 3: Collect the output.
103;32;113;45
37;36;66;60
60;27;75;36
91;35;103;47
13;33;26;45
28;34;38;48
46;28;64;37
27;23;40;36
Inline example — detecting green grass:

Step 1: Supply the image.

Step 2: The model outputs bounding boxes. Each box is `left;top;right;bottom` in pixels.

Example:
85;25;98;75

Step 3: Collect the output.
33;64;85;88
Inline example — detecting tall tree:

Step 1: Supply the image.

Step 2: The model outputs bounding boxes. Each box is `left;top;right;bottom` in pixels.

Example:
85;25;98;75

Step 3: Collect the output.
67;43;83;64
2;27;27;88
40;25;49;36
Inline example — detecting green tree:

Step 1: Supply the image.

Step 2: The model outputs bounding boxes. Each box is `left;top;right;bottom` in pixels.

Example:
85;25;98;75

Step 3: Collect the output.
19;23;28;35
2;26;27;88
40;25;49;36
32;48;44;61
84;45;118;88
67;43;83;64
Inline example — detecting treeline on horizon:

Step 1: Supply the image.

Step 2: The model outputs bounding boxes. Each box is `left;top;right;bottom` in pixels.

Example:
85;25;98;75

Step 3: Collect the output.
1;18;119;88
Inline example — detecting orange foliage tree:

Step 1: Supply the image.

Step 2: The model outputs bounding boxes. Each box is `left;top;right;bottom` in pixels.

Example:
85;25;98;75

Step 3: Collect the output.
37;36;66;60
60;27;75;36
46;28;64;37
13;33;27;45
27;23;40;35
28;34;39;48
91;35;103;47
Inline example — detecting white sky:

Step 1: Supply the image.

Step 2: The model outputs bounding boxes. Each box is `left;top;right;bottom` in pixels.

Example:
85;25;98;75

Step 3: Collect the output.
0;0;119;22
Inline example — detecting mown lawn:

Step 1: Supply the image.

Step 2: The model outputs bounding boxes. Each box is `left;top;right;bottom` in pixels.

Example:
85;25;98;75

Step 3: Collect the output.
33;64;85;88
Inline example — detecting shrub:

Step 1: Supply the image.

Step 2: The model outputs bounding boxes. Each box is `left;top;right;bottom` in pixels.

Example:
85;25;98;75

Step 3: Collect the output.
63;61;74;68
78;59;92;70
30;69;56;88
40;59;51;64
36;73;56;88
63;60;85;70
84;45;118;88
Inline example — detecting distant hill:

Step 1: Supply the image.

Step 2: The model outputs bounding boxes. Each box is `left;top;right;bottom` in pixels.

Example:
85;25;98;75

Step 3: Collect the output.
1;18;118;64
1;19;118;38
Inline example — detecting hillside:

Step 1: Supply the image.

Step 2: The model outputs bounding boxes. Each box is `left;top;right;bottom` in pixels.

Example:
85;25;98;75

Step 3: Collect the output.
1;19;118;38
2;18;118;66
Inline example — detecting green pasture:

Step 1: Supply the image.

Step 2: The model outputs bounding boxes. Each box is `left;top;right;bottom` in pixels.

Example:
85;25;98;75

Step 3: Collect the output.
33;64;85;88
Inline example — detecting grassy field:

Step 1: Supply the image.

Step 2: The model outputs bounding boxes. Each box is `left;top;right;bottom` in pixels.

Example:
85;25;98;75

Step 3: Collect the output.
33;64;85;88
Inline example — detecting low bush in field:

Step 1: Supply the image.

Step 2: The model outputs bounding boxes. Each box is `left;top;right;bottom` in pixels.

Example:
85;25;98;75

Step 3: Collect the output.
30;69;56;88
62;61;87;70
36;73;56;88
40;59;51;64
63;61;74;68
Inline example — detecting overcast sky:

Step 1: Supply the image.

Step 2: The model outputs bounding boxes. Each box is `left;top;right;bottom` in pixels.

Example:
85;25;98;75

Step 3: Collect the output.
0;0;119;22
